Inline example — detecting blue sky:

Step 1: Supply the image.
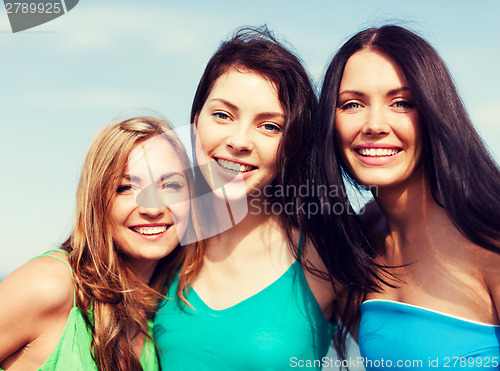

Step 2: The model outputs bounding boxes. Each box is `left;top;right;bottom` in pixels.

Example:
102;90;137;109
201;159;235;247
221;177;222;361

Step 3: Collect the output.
1;0;499;277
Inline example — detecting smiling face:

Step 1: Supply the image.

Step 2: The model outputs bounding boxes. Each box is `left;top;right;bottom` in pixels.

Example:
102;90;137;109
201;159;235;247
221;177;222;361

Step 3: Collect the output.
335;49;423;189
194;68;285;200
109;136;190;275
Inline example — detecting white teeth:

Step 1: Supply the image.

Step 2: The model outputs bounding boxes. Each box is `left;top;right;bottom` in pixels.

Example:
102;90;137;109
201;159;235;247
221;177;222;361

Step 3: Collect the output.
358;148;399;157
217;159;253;173
132;226;167;235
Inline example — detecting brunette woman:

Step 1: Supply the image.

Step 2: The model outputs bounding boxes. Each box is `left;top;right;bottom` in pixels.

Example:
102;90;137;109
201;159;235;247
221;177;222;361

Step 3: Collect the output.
154;27;381;370
318;25;500;369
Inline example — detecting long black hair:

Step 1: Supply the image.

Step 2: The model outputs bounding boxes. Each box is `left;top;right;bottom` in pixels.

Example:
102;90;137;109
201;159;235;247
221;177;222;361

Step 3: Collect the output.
320;25;500;253
317;24;500;360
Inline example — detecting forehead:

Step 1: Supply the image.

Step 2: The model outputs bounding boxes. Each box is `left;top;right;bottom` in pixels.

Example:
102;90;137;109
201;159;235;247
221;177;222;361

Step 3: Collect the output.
127;136;188;176
207;68;283;110
341;49;408;89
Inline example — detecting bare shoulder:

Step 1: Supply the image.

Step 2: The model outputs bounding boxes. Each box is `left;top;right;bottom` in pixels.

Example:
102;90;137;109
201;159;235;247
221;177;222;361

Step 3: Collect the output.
0;252;74;360
476;244;500;320
8;252;73;308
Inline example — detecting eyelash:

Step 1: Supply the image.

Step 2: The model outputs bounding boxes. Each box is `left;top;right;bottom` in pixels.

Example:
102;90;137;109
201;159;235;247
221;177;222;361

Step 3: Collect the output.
116;184;133;193
261;123;281;133
393;99;414;109
339;100;414;111
212;110;282;135
213;111;231;121
163;182;183;190
340;102;361;110
116;182;184;194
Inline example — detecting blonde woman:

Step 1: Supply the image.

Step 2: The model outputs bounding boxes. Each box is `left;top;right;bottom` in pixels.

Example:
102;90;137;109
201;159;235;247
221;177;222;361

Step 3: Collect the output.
0;117;195;371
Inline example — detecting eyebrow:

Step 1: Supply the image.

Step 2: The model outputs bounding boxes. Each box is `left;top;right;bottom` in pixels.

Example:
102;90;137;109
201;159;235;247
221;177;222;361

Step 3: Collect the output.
338;90;365;98
160;172;185;181
338;87;411;98
208;98;239;112
123;174;140;182
386;87;410;96
123;172;185;183
208;98;285;121
256;112;285;121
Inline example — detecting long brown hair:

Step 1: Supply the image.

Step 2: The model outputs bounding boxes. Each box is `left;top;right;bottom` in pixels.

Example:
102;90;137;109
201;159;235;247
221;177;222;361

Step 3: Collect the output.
179;26;319;294
62;116;195;370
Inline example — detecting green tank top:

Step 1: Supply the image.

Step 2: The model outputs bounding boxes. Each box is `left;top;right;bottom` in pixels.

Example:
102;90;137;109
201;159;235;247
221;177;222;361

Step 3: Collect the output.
154;237;336;370
0;249;159;371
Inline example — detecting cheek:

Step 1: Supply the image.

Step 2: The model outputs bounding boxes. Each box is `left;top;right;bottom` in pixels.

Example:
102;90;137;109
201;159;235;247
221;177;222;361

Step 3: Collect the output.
334;124;357;174
194;121;218;163
170;199;191;238
261;137;281;166
173;202;190;221
194;137;208;165
108;210;123;246
109;201;123;228
334;122;352;155
109;198;133;230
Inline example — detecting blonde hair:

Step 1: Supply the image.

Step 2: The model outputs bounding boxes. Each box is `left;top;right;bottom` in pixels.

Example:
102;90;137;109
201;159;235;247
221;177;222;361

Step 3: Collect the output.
62;116;195;370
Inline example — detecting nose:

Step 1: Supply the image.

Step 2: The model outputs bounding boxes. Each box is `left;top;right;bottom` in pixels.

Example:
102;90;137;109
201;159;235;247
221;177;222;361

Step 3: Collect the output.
226;123;253;152
362;107;390;135
136;184;166;217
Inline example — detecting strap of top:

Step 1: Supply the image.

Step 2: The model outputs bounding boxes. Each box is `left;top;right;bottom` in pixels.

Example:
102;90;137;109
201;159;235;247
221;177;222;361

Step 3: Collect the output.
31;249;76;307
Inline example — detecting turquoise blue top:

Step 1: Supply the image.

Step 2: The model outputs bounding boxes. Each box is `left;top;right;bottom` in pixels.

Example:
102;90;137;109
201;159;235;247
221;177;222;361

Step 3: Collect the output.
154;240;335;370
359;300;500;370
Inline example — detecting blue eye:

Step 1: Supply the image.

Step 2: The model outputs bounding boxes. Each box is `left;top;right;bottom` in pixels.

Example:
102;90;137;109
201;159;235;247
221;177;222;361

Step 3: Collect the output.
213;112;230;120
342;102;361;110
394;100;413;109
261;123;281;133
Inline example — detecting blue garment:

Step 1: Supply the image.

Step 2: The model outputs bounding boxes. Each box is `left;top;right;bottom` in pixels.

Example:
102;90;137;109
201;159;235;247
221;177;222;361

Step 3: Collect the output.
359;300;500;370
154;239;335;370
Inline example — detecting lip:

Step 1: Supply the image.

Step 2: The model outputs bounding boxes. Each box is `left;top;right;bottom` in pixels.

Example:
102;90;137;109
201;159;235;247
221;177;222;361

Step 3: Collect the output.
353;144;402;166
211;157;257;182
355;143;401;149
129;223;171;241
214;156;257;169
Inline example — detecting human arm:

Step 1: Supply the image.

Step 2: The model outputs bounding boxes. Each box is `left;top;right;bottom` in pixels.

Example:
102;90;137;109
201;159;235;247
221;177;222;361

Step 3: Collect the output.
0;254;74;366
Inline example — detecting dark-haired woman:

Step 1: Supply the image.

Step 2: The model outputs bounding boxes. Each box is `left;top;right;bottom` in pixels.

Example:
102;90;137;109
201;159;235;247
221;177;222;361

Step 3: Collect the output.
317;25;500;369
154;27;381;370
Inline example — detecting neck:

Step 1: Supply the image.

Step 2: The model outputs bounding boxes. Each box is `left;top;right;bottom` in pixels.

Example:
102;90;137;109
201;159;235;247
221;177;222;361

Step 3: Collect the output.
372;170;448;255
204;194;284;259
128;259;158;284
